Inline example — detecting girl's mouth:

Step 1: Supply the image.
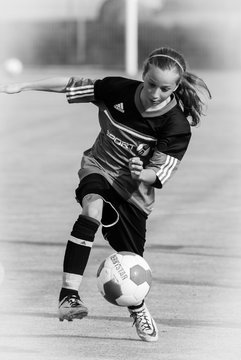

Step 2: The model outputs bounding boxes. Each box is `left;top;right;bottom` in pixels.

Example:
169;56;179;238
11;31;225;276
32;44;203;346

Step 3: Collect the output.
150;98;161;105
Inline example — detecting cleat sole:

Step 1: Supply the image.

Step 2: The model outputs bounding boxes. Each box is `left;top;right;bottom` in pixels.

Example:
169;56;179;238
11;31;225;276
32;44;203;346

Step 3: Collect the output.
58;309;88;322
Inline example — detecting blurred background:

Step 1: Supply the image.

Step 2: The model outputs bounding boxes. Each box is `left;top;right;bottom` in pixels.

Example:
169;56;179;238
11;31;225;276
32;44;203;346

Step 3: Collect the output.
1;2;241;359
0;0;241;73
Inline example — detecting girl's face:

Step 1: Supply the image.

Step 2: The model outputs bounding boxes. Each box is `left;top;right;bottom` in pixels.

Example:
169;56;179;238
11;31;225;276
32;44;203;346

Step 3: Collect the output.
141;64;180;109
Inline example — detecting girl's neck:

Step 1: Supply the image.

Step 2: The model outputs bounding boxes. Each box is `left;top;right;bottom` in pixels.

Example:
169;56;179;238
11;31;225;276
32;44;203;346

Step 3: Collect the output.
144;97;171;112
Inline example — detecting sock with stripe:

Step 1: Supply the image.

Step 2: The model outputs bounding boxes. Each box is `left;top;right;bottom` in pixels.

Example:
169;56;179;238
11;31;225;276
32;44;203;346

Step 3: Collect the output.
128;300;145;311
59;214;100;302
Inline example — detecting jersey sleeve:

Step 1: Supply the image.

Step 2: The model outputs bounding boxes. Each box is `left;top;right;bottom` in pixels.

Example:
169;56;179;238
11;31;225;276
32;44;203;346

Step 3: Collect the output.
146;130;191;188
93;77;115;102
66;77;96;103
66;76;127;104
94;76;136;103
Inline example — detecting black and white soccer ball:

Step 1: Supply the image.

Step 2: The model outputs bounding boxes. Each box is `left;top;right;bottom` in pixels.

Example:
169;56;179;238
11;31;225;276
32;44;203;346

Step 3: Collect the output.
96;251;152;306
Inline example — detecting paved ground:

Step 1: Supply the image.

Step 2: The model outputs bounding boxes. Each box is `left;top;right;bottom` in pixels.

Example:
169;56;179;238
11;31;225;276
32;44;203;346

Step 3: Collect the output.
0;68;241;360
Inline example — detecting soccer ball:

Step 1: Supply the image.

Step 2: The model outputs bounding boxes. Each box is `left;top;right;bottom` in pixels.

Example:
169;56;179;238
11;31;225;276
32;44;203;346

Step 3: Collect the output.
3;58;23;76
96;251;152;306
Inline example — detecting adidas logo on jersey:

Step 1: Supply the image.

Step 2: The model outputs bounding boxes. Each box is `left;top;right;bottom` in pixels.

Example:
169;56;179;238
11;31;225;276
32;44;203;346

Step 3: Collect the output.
114;102;125;113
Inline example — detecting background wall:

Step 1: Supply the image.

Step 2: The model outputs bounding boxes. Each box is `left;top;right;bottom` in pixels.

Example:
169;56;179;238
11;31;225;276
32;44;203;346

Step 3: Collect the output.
0;0;105;20
0;0;240;70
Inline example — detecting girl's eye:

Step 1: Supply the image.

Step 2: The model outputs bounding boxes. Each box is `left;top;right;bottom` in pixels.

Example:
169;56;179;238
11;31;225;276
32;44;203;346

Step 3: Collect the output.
160;87;170;92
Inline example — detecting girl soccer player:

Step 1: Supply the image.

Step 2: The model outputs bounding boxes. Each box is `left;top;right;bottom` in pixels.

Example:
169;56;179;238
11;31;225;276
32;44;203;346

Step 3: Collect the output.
0;47;211;342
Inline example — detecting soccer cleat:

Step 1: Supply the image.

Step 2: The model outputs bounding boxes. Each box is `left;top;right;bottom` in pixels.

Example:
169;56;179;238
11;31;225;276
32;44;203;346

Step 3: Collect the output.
58;294;88;322
129;303;158;342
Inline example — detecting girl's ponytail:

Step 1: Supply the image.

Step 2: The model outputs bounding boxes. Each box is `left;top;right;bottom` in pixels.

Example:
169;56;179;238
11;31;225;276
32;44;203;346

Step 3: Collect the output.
175;71;212;126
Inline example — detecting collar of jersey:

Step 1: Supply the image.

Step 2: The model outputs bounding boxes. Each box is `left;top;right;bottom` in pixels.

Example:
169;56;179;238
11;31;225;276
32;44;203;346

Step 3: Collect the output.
135;83;177;118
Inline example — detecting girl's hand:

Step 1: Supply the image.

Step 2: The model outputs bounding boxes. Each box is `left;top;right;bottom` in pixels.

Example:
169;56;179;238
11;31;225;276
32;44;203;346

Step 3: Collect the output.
0;83;23;94
128;157;143;181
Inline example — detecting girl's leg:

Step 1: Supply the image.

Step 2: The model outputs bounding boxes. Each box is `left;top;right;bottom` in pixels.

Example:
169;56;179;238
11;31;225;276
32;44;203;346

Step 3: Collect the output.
59;194;103;302
102;202;158;342
59;174;119;321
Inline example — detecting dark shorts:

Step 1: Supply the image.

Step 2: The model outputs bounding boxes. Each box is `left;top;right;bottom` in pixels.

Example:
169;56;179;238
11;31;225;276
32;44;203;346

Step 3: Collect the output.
75;174;147;256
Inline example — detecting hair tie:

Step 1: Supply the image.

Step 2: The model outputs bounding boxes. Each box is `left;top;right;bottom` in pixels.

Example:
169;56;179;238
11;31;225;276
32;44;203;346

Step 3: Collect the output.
149;54;184;73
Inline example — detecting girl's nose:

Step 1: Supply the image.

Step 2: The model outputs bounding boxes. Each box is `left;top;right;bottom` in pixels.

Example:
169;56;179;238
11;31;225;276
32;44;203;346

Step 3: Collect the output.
151;87;161;98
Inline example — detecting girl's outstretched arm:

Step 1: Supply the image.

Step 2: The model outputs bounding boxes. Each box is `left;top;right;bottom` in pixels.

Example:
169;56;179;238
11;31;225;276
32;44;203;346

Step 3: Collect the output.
0;77;70;94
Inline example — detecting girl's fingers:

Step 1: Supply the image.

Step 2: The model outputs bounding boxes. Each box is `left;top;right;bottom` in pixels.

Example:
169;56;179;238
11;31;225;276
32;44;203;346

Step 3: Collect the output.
129;157;143;166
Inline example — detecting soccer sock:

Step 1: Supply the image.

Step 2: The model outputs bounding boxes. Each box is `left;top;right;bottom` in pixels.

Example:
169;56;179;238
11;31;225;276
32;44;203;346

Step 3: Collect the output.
128;300;145;311
59;288;79;302
59;214;100;301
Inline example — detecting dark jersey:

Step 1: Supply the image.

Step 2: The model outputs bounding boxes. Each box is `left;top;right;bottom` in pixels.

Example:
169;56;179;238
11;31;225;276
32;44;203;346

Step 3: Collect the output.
66;76;191;215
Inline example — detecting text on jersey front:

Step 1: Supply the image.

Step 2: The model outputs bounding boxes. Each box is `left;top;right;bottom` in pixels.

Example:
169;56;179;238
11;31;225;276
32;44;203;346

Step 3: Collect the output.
106;130;135;151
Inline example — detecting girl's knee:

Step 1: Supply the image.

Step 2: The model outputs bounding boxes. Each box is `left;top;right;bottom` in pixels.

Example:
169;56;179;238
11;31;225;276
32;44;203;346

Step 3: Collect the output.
82;194;103;221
